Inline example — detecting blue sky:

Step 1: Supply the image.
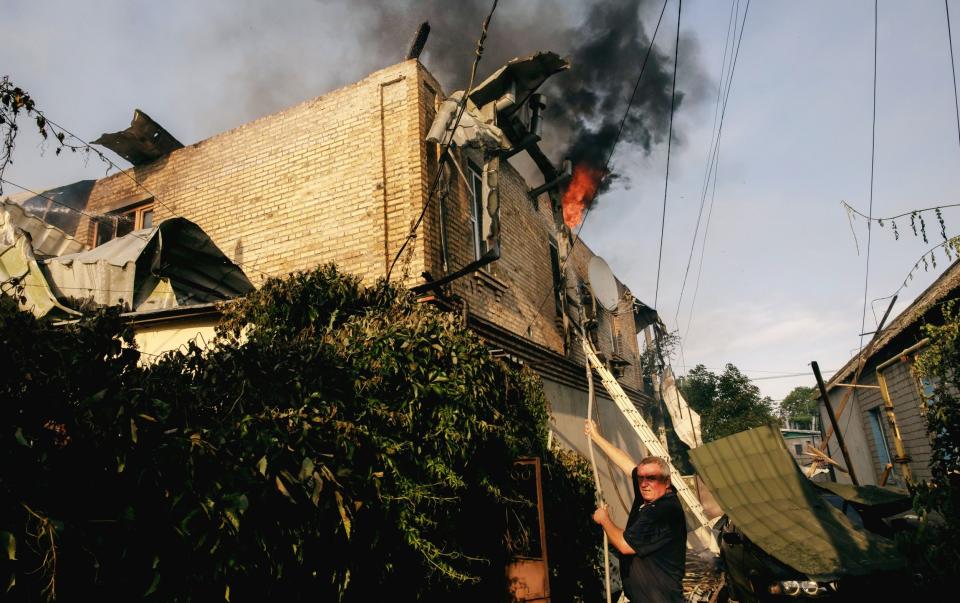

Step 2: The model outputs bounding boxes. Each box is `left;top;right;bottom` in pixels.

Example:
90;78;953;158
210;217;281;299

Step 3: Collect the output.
5;0;960;401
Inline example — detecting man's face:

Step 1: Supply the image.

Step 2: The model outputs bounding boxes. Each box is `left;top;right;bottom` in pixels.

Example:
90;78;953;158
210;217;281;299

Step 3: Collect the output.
637;463;669;503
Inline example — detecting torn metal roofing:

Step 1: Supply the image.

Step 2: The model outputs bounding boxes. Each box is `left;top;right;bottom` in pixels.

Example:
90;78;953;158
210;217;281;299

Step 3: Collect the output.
17;218;253;316
41;218;253;313
468;51;569;113
689;424;905;581
92;109;183;166
2;198;88;257
3;180;95;235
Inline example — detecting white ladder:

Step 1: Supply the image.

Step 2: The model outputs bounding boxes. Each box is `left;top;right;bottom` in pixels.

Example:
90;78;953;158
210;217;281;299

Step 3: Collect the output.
582;338;717;553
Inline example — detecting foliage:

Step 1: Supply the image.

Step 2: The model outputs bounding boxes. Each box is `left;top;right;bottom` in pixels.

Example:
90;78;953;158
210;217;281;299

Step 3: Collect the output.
905;301;960;584
679;364;776;442
0;266;602;602
779;386;817;430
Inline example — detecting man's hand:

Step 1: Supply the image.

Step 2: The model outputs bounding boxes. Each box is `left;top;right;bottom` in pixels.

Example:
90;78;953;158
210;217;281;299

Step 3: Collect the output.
584;419;598;442
592;504;610;525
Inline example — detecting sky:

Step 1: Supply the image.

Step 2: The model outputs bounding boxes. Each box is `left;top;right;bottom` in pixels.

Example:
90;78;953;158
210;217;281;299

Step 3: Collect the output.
4;0;960;403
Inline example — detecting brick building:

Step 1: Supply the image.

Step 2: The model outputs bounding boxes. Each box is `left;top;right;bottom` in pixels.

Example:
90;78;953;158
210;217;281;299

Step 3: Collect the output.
15;57;662;526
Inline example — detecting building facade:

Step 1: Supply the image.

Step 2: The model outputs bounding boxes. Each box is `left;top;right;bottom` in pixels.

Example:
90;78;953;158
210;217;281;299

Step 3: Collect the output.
45;58;659;528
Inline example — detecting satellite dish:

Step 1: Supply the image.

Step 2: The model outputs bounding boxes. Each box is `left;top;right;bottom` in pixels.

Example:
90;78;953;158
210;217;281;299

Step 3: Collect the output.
588;256;619;312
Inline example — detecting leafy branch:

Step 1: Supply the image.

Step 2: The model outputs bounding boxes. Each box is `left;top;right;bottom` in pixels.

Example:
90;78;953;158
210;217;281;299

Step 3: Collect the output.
842;200;959;245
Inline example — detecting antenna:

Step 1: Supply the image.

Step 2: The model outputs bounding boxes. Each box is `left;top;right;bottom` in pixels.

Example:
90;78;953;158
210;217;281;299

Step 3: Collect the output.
588;255;619;312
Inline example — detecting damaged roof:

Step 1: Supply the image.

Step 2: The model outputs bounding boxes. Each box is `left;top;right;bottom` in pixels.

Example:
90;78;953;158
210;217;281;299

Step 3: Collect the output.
2;217;252;318
468;51;569;112
826;259;960;390
689;424;906;581
42;218;253;313
93;109;184;166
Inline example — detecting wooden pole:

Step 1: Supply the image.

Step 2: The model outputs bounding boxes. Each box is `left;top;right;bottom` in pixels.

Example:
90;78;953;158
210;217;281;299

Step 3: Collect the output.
812;361;860;485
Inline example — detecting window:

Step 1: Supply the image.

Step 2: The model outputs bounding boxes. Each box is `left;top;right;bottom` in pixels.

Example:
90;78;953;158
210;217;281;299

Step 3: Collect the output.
607;311;621;355
548;237;562;317
867;407;893;469
468;163;486;261
795;444;803;455
94;202;154;246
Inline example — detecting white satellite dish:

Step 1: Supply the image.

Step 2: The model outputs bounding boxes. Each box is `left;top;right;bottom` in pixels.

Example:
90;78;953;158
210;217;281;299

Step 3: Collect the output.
588;255;619;312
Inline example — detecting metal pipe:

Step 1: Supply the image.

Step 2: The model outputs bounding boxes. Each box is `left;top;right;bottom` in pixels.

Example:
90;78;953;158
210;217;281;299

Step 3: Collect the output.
812;361;860;485
876;338;930;371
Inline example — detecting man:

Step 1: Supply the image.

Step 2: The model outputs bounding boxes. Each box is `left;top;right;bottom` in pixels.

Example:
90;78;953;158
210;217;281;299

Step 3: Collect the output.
585;421;686;602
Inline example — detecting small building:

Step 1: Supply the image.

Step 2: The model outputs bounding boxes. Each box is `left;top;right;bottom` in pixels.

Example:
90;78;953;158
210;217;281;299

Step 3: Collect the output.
780;427;822;468
817;260;960;487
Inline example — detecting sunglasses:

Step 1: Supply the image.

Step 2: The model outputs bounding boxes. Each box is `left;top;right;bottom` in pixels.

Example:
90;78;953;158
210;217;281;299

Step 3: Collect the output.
638;474;665;483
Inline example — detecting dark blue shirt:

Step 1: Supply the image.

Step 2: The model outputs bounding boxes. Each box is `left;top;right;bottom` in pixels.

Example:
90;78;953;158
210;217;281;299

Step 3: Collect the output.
620;466;686;602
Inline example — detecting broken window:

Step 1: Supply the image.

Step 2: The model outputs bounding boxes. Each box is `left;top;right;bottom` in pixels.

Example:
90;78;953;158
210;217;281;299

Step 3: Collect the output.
468;163;487;261
94;201;154;246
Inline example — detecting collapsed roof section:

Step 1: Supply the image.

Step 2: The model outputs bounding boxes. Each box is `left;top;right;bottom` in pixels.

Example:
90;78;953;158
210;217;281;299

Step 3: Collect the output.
689;424;906;581
92;109;184;166
1;215;253;318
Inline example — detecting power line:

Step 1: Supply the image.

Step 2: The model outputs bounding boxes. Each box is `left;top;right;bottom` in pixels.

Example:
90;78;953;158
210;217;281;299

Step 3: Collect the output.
947;0;960;152
673;0;739;330
385;0;499;281
654;0;682;311
858;0;879;361
682;0;751;342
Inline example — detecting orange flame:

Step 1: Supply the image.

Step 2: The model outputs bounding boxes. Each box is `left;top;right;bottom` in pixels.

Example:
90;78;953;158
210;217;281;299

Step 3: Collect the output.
562;164;602;228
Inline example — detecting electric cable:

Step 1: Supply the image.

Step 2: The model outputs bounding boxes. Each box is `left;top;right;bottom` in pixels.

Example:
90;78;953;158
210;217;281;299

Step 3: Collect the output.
947;0;960;152
858;0;879;363
385;0;499;282
654;0;682;311
681;0;751;343
673;0;739;329
521;0;671;339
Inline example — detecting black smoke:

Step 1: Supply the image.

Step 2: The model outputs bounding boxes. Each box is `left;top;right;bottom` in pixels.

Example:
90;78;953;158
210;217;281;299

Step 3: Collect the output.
370;0;704;185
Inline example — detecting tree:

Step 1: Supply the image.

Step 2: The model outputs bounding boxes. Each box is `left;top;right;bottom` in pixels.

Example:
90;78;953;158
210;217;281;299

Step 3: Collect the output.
0;266;603;602
679;364;776;442
779;386;817;430
904;301;960;586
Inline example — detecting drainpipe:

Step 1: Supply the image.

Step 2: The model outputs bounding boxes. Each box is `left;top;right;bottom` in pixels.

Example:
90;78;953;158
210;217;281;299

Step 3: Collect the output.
379;75;406;275
874;338;929;486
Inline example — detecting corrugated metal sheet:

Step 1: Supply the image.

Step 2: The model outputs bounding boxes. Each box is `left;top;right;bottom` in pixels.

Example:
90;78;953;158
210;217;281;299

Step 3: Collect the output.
41;218;253;313
689;424;905;581
0;234;81;318
2;198;88;257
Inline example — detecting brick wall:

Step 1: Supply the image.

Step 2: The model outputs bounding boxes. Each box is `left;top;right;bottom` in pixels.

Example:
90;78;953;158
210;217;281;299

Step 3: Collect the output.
79;60;428;289
78;59;645;390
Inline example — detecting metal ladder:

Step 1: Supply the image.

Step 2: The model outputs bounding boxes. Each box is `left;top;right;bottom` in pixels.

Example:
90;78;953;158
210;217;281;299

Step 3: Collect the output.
582;338;717;553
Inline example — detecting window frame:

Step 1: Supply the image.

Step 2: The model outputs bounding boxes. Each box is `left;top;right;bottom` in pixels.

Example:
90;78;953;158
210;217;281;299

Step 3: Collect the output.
467;162;486;261
93;201;155;246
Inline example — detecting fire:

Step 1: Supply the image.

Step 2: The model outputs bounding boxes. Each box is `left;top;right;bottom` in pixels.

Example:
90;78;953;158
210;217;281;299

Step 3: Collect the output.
562;163;603;228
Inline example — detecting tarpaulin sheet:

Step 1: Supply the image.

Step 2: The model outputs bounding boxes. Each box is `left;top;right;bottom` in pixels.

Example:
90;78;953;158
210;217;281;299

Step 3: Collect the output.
689;424;906;581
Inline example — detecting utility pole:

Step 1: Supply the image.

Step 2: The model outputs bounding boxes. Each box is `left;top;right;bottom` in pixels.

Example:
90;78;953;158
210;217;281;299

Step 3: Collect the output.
812;361;859;485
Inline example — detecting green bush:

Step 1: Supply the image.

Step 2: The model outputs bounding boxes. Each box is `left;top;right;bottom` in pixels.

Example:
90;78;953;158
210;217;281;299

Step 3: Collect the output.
907;302;960;586
0;266;601;602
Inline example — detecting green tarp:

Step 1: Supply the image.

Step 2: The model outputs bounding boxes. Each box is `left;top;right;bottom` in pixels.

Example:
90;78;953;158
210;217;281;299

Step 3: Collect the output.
689;424;906;581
